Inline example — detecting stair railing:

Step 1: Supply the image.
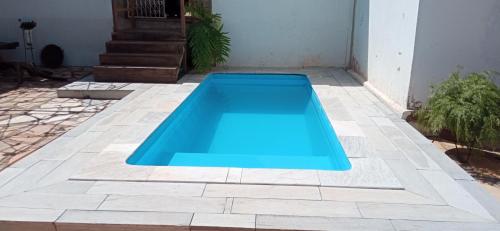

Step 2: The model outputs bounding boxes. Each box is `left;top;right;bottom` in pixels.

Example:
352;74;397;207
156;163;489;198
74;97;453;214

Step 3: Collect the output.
127;0;167;19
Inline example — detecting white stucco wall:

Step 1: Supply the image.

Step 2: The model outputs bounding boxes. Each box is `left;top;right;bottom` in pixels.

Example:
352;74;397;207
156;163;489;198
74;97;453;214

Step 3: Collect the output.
0;0;112;66
364;0;420;109
351;0;369;79
213;0;354;67
409;0;500;106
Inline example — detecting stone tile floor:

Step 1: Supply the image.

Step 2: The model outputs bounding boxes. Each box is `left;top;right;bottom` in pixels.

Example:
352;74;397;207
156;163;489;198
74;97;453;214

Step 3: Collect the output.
0;68;116;169
0;68;498;231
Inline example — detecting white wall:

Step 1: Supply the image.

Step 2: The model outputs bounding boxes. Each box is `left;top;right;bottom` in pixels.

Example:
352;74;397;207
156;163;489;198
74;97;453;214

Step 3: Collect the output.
364;0;420;109
351;0;369;79
0;0;113;66
213;0;354;67
409;0;500;106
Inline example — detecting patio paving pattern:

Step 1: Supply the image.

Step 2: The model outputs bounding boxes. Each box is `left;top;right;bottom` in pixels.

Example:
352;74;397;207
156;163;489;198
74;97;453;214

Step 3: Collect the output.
0;68;498;230
0;69;116;170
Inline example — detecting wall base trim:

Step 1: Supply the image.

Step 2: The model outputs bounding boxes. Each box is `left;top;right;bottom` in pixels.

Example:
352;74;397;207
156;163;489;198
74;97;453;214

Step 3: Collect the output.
347;69;413;119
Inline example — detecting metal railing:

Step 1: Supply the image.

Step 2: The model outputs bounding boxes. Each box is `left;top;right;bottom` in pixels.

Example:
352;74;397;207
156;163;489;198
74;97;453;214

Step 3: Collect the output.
127;0;167;19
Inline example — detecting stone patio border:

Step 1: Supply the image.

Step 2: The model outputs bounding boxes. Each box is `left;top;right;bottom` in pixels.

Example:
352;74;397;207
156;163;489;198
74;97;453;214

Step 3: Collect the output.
0;68;497;231
67;73;402;189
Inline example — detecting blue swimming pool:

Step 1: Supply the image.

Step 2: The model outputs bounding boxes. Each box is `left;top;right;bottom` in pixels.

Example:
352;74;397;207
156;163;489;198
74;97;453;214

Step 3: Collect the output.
127;73;351;170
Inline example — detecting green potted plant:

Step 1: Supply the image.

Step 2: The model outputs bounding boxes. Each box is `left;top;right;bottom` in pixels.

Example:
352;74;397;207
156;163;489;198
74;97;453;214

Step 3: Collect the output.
186;2;231;73
416;71;500;162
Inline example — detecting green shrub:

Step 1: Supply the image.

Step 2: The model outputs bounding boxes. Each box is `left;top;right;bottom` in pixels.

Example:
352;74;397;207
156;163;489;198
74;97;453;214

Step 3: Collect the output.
416;71;500;160
186;2;231;73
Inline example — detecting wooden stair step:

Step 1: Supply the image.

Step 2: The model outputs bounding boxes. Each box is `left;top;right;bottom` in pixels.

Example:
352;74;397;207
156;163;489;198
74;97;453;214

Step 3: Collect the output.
112;30;185;41
93;65;179;83
135;19;182;30
99;53;182;67
106;41;184;54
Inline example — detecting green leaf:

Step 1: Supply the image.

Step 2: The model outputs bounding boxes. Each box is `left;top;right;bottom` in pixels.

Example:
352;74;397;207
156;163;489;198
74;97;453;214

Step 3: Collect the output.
416;70;500;151
186;1;231;73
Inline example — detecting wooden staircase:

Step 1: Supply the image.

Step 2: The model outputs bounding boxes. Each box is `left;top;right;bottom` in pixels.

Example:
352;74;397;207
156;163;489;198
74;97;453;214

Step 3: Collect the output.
94;3;187;83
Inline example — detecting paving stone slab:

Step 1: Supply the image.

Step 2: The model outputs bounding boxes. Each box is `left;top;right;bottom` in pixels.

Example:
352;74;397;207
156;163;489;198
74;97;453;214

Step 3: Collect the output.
457;179;500;222
98;195;226;213
319;187;441;205
149;167;229;183
231;198;360;218
0;206;63;222
0;192;106;210
384;159;444;202
338;136;372;158
87;181;205;196
358;203;492;222
318;158;402;189
256;215;395;231
361;126;398;151
56;210;192;230
224;198;234;214
226;168;242;183
204;184;321;200
0;160;63;197
390;137;440;170
420;170;494;220
35;152;94;188
71;150;154;181
240;169;320;186
417;143;473;180
0;168;23;188
191;213;255;230
331;121;365;137
28;181;96;194
392;121;432;144
391;220;500;231
42;132;103;160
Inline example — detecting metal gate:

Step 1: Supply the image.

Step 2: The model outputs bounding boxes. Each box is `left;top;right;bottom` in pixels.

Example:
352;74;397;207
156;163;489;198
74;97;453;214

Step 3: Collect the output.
127;0;167;18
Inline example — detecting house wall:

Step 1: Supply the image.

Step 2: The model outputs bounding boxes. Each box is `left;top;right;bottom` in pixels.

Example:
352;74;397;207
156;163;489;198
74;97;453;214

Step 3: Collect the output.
351;0;369;79
0;0;113;66
362;0;420;109
408;0;500;106
212;0;354;67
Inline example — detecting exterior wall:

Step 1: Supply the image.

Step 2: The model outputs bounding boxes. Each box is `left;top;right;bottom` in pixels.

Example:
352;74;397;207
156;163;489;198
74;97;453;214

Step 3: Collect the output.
213;0;354;67
351;0;369;79
409;0;500;106
0;0;113;66
364;0;420;109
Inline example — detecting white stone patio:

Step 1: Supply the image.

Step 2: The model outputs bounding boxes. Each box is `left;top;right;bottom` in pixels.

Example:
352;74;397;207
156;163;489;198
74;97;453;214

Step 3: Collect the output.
0;68;498;231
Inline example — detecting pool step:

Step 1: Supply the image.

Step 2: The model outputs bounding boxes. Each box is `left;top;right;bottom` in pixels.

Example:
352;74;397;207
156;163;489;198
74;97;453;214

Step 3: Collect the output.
164;153;345;170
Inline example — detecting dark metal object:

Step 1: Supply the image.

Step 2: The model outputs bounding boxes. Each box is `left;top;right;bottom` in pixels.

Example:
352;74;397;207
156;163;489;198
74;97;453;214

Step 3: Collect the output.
0;42;19;49
40;44;64;68
20;20;37;66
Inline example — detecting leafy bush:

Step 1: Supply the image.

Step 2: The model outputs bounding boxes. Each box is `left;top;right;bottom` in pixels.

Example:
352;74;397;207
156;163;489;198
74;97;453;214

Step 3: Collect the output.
186;2;230;73
416;71;499;160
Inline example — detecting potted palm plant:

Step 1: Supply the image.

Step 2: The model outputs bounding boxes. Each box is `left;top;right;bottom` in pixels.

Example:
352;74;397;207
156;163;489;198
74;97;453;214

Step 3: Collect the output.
186;1;230;73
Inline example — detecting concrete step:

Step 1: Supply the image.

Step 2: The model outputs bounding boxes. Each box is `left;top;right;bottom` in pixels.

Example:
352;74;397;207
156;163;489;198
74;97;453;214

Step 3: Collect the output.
135;19;182;30
106;40;184;54
93;65;179;83
99;53;181;67
112;29;185;41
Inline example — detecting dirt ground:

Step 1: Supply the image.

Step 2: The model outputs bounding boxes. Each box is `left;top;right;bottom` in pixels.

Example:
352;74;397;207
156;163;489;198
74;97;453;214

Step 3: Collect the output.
0;67;116;170
432;140;500;201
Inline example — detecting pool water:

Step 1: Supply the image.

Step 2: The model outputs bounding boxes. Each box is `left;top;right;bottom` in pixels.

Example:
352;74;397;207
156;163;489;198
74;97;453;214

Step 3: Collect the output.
127;73;351;170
